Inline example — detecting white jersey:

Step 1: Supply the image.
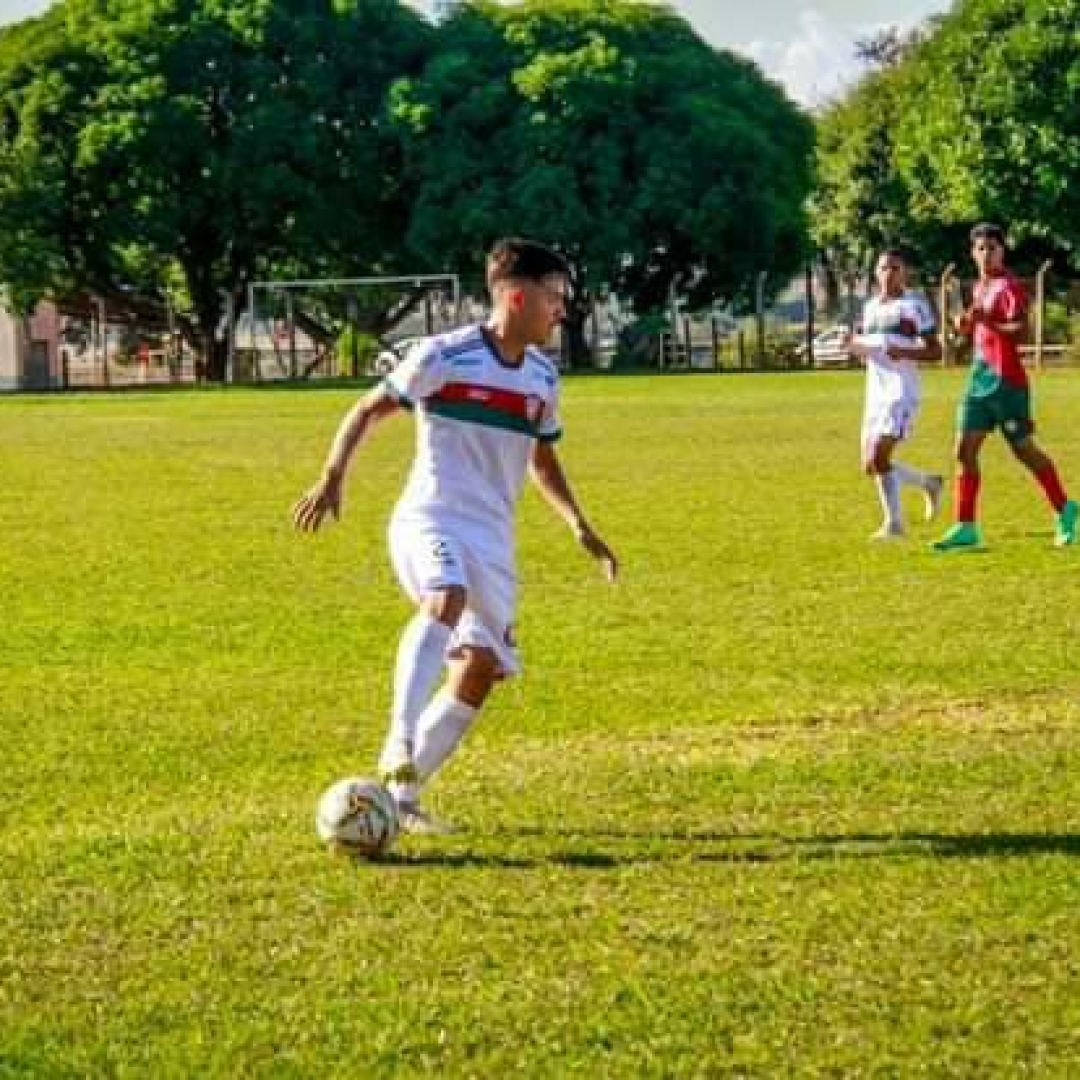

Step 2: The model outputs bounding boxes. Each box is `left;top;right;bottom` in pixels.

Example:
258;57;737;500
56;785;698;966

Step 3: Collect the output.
857;290;935;452
384;324;561;552
858;290;936;408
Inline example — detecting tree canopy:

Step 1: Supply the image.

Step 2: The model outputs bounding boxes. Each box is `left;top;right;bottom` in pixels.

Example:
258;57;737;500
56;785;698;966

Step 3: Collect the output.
0;0;814;375
897;0;1080;265
0;0;430;377
814;0;1080;276
395;0;814;340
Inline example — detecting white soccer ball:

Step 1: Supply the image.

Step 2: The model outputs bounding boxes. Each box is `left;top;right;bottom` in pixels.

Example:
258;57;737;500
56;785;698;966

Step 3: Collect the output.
315;777;399;858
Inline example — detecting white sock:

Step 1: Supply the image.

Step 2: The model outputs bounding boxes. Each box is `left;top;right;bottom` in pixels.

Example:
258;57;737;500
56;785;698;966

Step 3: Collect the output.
875;470;903;528
414;691;479;785
382;613;452;765
892;461;931;490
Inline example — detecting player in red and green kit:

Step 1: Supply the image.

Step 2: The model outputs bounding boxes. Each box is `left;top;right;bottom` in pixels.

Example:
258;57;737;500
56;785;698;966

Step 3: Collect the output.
933;223;1078;551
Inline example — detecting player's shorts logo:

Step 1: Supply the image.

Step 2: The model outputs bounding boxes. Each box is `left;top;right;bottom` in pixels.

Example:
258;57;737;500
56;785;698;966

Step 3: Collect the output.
430;539;455;564
1004;419;1018;434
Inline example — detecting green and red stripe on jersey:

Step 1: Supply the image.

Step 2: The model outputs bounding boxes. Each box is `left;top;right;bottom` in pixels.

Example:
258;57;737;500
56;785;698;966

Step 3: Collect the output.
424;380;560;440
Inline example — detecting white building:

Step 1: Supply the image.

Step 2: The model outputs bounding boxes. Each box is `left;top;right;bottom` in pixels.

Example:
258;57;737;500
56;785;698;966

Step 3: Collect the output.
0;298;63;390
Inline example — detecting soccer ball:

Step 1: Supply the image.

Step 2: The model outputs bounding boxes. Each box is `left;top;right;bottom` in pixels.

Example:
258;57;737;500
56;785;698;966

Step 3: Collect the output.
315;777;399;858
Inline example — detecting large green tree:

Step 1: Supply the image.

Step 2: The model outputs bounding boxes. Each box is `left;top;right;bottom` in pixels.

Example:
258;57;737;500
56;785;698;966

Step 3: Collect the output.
811;17;964;292
0;8;109;312
896;0;1080;266
813;66;912;281
0;0;430;378
393;0;814;363
814;1;1080;280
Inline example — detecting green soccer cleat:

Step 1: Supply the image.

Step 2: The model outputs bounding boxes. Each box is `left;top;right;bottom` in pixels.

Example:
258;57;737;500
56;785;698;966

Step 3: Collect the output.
932;521;984;552
1055;499;1079;548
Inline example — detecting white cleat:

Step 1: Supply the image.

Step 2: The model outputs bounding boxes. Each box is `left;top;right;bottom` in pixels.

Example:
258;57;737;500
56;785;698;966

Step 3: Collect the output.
870;523;906;541
396;801;458;836
924;474;945;522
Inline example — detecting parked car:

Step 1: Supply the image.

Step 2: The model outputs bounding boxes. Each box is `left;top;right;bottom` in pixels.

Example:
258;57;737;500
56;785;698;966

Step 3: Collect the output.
796;325;855;367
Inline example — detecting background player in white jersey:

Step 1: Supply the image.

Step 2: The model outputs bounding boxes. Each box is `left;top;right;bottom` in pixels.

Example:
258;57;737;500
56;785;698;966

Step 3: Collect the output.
293;238;618;833
843;249;943;540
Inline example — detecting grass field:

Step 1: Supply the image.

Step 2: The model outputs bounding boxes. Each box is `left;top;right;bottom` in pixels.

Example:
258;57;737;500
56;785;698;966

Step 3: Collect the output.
3;369;1080;1077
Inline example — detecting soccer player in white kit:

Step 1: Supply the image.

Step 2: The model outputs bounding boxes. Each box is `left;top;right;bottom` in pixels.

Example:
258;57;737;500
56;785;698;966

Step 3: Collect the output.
844;249;943;539
293;239;617;833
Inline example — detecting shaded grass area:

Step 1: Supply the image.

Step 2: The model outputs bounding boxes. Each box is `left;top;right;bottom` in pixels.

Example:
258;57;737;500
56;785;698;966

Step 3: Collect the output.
2;372;1080;1076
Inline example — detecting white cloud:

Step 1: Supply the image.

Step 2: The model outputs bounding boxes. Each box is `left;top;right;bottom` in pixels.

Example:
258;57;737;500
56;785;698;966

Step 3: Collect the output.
743;8;868;105
744;8;880;107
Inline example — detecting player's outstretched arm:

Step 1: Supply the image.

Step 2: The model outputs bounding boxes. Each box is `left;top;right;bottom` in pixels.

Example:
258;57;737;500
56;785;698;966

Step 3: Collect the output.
529;441;618;582
293;386;402;533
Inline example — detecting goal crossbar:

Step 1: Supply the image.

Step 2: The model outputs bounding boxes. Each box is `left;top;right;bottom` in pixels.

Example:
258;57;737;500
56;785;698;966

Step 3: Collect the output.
247;274;460;315
240;273;462;382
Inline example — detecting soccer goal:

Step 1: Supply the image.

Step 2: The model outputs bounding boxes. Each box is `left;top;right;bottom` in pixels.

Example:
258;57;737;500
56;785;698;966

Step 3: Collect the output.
239;274;463;382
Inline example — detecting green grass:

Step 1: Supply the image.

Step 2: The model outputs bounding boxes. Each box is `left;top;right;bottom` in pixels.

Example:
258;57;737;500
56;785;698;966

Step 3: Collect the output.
3;370;1080;1077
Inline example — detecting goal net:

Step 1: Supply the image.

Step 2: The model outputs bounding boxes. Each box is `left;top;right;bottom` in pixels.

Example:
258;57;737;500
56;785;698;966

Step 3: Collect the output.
238;274;464;382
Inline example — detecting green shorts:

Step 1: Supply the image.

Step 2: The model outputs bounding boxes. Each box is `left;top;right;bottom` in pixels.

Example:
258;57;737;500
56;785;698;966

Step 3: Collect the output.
959;376;1034;446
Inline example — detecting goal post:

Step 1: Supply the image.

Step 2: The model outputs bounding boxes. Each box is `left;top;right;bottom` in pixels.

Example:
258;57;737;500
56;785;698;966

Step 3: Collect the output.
239;273;462;383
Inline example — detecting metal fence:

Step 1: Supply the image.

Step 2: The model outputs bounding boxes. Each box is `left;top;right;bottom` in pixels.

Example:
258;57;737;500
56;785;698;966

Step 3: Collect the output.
5;267;1079;391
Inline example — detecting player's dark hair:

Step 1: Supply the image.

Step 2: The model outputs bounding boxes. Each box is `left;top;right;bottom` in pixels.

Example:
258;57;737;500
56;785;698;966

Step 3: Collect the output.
486;238;569;289
878;248;908;265
970;222;1006;247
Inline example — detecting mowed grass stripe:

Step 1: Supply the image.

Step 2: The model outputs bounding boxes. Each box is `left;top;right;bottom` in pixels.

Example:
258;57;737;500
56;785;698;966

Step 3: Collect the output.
2;371;1080;1076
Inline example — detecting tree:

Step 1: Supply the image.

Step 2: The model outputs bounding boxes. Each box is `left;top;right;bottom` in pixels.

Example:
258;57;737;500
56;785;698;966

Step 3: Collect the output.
815;0;1080;284
813;67;911;280
896;0;1080;268
393;0;813;365
0;0;431;379
810;11;974;293
0;8;111;312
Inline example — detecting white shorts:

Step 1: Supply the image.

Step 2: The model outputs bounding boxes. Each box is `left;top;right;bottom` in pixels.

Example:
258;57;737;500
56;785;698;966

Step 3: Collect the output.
388;518;520;678
862;394;918;459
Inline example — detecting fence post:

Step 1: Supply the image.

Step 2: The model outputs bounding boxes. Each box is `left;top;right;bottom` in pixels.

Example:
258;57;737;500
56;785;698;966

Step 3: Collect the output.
939;263;956;367
804;262;815;368
95;296;109;388
755;271;767;367
1034;259;1052;371
286;291;297;380
668;281;680;372
223;290;235;385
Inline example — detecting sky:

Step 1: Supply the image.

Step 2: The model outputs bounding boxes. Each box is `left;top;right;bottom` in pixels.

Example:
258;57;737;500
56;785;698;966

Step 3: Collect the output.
0;0;953;105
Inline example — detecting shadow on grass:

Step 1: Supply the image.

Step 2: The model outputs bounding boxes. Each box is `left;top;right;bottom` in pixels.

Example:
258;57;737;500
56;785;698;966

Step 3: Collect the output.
807;832;1080;859
382;830;1080;870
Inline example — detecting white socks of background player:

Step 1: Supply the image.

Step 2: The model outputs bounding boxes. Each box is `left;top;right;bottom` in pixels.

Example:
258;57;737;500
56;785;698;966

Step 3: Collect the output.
382;612;451;766
876;462;934;530
875;469;903;530
390;691;478;805
891;461;933;492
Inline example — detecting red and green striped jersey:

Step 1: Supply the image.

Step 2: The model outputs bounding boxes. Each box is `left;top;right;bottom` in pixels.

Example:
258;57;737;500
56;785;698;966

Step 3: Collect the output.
972;271;1028;389
385;324;561;542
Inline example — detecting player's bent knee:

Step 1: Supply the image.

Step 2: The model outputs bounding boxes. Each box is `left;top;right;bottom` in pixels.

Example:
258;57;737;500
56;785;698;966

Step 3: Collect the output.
448;647;499;707
421;585;468;627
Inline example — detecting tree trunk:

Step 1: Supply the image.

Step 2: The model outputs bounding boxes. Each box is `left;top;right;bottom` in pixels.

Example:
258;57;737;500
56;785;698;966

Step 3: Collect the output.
203;335;229;382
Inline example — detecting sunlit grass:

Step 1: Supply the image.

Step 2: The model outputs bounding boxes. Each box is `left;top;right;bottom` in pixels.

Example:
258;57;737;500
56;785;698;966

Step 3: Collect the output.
2;370;1080;1076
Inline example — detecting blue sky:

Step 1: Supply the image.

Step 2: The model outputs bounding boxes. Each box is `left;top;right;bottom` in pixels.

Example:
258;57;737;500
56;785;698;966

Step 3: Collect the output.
0;0;952;104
